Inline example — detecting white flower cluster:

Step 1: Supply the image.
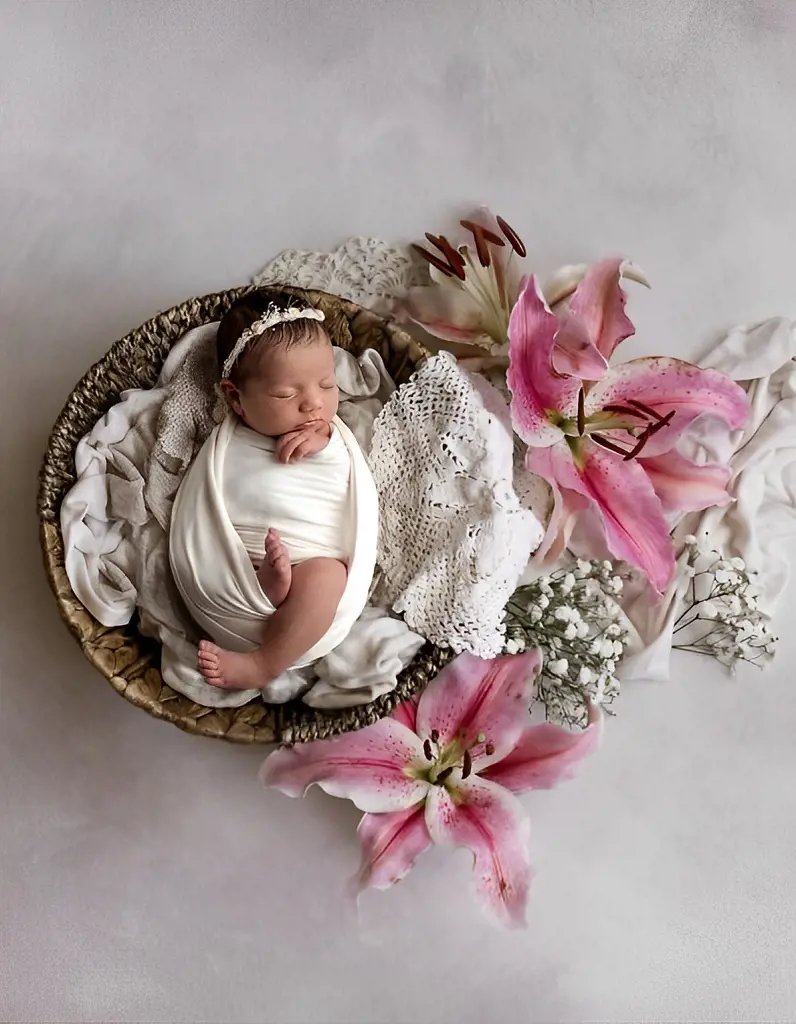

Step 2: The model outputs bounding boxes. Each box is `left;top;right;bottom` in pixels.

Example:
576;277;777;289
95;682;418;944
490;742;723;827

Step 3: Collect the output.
504;560;627;727
674;537;777;669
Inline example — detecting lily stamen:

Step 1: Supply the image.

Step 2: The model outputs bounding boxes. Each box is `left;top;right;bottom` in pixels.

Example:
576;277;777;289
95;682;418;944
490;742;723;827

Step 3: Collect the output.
602;403;647;420
495;215;527;258
424;233;467;276
411;243;456;278
591;434;635;457
627;398;668;422
423;738;433;761
622;410;675;460
577;388;586;435
460;219;505;268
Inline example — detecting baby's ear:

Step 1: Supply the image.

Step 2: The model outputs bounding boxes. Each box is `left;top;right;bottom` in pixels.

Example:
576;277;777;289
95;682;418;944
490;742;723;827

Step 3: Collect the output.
219;378;243;415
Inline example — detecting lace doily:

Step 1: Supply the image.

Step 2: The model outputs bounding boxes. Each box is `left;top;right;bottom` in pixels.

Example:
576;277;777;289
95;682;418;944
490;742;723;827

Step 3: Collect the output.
369;352;544;658
252;236;428;314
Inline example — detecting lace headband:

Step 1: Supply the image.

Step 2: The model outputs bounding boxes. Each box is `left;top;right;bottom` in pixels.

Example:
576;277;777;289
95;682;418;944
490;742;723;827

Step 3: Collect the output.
221;304;326;379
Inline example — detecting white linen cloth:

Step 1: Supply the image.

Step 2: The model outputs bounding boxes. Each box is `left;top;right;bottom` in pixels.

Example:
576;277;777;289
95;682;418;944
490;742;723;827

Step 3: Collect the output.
223;420;352;565
169;413;378;665
619;317;796;681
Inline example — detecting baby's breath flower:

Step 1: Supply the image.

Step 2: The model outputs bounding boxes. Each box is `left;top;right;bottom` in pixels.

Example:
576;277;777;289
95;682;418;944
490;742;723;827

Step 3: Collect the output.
673;542;777;672
504;559;627;727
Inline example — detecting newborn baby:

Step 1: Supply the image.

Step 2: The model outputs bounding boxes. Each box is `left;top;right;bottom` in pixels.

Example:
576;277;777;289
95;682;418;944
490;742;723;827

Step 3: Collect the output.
169;289;378;693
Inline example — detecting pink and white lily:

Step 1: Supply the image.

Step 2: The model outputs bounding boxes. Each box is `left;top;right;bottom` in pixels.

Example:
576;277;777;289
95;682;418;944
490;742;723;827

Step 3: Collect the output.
402;212;648;376
261;650;601;929
403;207;527;354
507;273;750;591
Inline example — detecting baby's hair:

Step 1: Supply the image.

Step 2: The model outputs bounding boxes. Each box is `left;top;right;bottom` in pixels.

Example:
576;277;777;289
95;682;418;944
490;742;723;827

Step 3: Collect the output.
217;288;329;384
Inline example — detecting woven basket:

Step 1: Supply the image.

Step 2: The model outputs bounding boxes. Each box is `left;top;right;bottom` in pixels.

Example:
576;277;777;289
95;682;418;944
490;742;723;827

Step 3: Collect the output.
38;286;452;745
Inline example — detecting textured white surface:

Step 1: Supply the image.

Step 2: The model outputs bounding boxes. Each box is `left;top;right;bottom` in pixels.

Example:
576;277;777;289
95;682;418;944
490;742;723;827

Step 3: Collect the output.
2;2;796;1021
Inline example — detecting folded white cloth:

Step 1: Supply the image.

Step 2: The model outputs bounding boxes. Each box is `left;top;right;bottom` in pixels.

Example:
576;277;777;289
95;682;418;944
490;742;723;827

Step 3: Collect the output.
223;420;353;565
169;413;378;665
620;317;796;681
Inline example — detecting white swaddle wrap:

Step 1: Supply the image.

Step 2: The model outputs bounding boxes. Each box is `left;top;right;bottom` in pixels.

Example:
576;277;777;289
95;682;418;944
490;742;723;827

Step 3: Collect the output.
169;412;378;667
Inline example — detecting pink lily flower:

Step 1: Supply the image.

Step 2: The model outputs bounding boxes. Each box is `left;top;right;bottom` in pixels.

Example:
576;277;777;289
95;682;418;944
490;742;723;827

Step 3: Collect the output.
540;257;650;380
403;214;648;379
507;275;750;591
261;651;601;929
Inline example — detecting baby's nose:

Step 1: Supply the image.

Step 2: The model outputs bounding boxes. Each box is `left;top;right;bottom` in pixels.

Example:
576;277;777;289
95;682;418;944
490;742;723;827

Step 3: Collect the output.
300;389;323;411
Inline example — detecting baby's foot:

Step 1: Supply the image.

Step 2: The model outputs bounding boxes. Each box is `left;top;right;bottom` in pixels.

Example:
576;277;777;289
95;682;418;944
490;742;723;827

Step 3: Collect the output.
198;639;272;691
257;529;292;607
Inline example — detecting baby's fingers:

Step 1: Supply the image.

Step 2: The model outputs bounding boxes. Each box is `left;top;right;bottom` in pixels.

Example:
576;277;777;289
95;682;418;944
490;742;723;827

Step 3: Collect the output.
279;430;311;463
277;433;303;463
287;438;316;462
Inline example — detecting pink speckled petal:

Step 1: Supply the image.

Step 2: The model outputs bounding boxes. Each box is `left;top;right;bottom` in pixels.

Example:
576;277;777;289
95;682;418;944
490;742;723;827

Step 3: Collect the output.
416;652;542;769
525;447;591;564
586;357;750;456
260;718;429;813
353;806;432;891
507;275;581;447
568;256;636;360
639;450;733;512
552;313;610;380
528;440;675;592
425;777;532;929
483;702;602;794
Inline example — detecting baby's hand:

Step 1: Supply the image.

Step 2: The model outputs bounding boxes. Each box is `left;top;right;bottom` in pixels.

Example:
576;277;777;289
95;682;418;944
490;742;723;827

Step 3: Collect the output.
276;421;331;464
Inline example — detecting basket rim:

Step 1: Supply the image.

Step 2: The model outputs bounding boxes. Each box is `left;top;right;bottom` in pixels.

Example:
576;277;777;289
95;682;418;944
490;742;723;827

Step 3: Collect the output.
37;285;449;744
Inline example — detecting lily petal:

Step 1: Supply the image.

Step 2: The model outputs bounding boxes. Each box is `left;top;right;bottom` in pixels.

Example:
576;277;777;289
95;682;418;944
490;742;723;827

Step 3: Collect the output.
526;440;675;591
543;263;590;308
552;314;610;380
585;357;750;456
528;452;591;564
507;275;582;447
260;718;429;813
391;695;420;733
567;256;637;361
482;702;602;794
543;260;651;309
416;652;542;768
425;777;532;928
639;450;733;512
402;285;491;346
353;805;432;892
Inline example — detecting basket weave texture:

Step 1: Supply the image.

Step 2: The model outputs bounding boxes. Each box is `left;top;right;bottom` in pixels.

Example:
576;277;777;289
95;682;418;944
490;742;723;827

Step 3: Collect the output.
38;286;452;744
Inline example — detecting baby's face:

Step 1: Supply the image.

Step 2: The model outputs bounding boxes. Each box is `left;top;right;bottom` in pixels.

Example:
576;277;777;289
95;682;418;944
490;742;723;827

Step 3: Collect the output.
230;336;339;437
